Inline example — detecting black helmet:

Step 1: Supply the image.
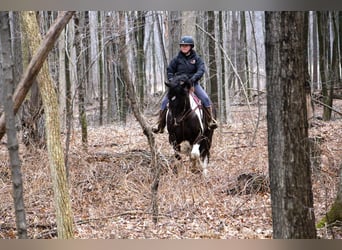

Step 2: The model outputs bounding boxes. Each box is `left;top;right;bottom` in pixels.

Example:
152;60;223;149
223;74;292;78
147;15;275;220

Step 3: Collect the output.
179;35;194;48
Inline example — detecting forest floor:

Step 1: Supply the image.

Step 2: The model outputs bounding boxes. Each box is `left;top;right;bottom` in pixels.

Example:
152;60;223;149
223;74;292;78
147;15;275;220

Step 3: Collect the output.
0;100;342;239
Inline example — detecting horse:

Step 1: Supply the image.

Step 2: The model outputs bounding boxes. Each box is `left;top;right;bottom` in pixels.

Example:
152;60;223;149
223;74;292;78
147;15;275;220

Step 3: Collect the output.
164;74;215;176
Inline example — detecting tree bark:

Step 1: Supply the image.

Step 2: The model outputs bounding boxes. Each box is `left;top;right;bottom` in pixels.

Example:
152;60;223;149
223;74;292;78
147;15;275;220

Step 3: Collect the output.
208;11;218;105
0;11;75;142
21;11;74;239
74;12;88;148
265;11;316;239
0;11;28;239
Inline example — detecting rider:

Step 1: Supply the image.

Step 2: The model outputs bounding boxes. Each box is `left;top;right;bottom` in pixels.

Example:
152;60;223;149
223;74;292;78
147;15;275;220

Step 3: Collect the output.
152;35;218;134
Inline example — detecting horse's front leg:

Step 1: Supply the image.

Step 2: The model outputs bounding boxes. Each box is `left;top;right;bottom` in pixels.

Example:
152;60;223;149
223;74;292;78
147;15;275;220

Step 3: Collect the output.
190;143;202;174
190;143;209;177
172;141;182;160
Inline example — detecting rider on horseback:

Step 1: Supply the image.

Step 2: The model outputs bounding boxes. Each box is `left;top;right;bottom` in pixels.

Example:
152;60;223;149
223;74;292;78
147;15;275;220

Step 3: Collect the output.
152;35;218;134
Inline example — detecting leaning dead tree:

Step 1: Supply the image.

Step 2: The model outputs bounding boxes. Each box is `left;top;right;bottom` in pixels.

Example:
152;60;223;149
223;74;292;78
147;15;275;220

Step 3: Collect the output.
118;13;160;224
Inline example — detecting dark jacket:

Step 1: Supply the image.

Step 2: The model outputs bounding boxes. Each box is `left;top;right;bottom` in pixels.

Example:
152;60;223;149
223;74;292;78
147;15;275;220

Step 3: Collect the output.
167;50;206;83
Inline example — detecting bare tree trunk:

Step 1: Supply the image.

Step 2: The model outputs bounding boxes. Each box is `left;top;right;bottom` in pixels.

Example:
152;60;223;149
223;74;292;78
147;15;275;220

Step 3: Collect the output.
181;11;196;36
303;12;314;126
265;11;316;239
117;12;128;124
222;12;232;124
0;11;75;142
207;11;218;108
119;16;160;224
98;12;104;126
105;13;116;123
9;11;23;88
311;12;319;90
21;11;74;239
0;11;28;239
89;11;99;100
58;28;67;131
134;11;146;109
317;11;333;121
248;11;262;145
167;11;181;58
215;12;223;124
74;12;88;149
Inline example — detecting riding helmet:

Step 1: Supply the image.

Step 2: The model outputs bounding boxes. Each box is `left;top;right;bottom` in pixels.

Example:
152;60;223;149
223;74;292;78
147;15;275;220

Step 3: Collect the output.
179;35;194;48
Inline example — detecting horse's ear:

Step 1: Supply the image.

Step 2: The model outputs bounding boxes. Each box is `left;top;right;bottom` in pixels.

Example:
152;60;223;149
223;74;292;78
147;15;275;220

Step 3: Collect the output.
165;81;172;88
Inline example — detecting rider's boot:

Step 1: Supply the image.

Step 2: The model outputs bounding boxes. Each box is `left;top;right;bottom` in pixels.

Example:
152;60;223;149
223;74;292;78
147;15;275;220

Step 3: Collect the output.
205;106;218;130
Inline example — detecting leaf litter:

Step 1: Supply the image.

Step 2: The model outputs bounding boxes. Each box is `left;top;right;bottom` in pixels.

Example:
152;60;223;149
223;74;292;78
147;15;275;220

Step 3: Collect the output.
0;101;342;239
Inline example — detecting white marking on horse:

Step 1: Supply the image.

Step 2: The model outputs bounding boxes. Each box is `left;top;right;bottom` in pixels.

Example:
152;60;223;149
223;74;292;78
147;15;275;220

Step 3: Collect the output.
202;155;208;177
189;94;203;131
191;143;200;160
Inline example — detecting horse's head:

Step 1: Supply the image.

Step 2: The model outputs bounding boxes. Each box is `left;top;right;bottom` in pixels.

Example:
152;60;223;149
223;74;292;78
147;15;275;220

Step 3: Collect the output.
165;74;191;111
165;74;191;88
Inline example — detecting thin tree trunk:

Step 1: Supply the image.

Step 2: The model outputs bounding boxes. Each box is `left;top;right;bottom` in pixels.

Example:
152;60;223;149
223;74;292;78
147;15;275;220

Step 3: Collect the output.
0;11;28;239
311;12;319;90
74;12;88;149
117;12;128;124
317;11;332;121
248;11;262;146
58;28;67;131
222;12;232;124
89;11;99;100
119;16;160;224
208;11;218;104
98;12;104;126
168;11;181;58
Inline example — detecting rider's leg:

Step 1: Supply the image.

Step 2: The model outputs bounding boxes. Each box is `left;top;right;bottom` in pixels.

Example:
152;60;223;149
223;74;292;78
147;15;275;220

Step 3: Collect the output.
193;83;218;130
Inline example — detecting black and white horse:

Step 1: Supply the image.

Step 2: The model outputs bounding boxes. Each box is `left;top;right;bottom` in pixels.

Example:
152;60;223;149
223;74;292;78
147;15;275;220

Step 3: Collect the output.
165;74;215;176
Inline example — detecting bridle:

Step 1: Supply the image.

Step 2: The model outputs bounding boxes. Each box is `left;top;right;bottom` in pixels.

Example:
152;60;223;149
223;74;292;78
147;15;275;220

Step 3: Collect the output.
172;89;200;126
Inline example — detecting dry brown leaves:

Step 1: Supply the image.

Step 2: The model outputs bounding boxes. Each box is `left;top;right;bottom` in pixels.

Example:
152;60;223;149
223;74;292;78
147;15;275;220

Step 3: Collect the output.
0;102;342;239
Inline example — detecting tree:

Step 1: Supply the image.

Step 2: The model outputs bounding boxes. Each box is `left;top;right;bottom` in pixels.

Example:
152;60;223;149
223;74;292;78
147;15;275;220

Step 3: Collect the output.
133;11;146;109
74;12;88;148
207;11;218;107
0;11;76;141
317;11;335;121
265;11;316;239
20;11;74;239
0;11;28;239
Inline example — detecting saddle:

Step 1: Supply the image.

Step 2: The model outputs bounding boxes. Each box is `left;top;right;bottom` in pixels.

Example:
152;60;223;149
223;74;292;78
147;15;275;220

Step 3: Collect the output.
190;92;202;108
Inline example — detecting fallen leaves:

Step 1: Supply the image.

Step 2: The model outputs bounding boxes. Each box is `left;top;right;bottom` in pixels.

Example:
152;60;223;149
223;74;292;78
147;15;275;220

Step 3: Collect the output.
0;102;341;239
